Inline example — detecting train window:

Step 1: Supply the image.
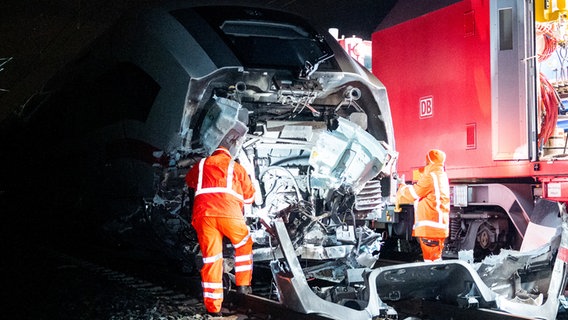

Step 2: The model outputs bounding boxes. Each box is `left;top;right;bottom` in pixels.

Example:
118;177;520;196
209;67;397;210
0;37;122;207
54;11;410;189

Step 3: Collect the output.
219;20;334;70
220;20;309;39
499;8;513;50
178;6;340;71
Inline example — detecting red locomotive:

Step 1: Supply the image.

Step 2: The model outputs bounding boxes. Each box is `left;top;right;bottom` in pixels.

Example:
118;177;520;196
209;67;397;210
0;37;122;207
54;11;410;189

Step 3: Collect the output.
373;0;568;259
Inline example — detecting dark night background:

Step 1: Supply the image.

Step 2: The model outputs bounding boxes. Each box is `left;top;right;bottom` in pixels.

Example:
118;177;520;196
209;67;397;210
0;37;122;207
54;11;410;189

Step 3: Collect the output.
0;0;461;123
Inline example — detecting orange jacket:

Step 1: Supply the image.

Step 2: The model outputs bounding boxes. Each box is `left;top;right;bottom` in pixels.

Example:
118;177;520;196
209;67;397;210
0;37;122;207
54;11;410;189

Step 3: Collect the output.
396;162;450;238
186;147;255;219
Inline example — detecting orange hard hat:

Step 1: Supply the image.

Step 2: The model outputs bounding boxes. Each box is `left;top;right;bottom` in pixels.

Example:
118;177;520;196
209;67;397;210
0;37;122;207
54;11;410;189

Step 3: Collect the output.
426;149;446;164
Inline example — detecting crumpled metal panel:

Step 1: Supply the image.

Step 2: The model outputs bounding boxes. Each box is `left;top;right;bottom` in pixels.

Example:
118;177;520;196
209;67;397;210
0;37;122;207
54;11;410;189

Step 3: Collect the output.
494;211;568;320
199;96;248;156
298;244;354;260
270;218;397;319
309;117;396;194
373;260;497;308
367;208;568;320
267;210;568;319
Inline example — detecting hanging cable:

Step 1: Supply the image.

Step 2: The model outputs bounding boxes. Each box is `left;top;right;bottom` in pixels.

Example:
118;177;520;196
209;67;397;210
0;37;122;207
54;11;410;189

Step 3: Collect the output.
536;23;558;62
538;72;561;148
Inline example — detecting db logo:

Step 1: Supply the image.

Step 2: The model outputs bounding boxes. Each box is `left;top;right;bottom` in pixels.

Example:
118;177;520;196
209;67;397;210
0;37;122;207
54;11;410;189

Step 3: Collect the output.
419;96;433;119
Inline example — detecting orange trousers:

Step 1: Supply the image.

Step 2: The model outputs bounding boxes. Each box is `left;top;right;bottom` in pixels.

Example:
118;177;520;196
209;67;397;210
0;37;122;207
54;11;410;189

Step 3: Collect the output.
192;216;253;313
418;237;445;262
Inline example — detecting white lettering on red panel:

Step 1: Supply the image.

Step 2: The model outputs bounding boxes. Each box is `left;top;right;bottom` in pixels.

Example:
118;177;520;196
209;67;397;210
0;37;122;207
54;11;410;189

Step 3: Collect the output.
419;96;433;119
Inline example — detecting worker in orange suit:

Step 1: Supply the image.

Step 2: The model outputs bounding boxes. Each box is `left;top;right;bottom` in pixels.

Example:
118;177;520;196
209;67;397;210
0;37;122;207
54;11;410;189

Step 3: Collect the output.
395;149;450;262
185;135;255;317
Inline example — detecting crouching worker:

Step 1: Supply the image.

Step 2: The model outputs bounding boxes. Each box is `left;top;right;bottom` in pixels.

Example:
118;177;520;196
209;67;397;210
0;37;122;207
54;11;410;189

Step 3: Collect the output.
396;149;450;262
185;134;255;317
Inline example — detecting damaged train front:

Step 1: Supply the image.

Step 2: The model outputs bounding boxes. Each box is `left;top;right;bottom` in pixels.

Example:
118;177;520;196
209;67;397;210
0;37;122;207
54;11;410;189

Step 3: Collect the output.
150;62;398;315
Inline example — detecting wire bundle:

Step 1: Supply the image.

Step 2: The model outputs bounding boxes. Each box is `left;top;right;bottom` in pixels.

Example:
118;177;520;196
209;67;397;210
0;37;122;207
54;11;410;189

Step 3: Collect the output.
536;23;558;62
538;72;561;148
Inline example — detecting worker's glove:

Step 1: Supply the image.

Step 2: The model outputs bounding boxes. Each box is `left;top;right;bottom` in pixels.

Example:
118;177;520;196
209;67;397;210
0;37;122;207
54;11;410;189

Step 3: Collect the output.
394;202;402;213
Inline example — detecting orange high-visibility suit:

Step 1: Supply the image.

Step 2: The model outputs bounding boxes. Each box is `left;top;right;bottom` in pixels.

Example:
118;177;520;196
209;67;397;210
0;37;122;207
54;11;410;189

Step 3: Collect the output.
396;149;450;261
185;147;255;314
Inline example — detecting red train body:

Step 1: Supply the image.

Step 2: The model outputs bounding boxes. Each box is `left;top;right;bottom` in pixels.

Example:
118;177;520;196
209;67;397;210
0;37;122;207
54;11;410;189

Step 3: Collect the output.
372;0;568;258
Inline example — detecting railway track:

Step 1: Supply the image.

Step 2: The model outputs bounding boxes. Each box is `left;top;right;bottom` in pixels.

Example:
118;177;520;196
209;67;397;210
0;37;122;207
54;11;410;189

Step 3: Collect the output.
36;245;334;320
5;236;559;320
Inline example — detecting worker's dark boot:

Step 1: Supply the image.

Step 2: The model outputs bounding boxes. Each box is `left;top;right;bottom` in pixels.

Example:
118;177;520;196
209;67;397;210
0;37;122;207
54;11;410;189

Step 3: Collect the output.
236;285;252;295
